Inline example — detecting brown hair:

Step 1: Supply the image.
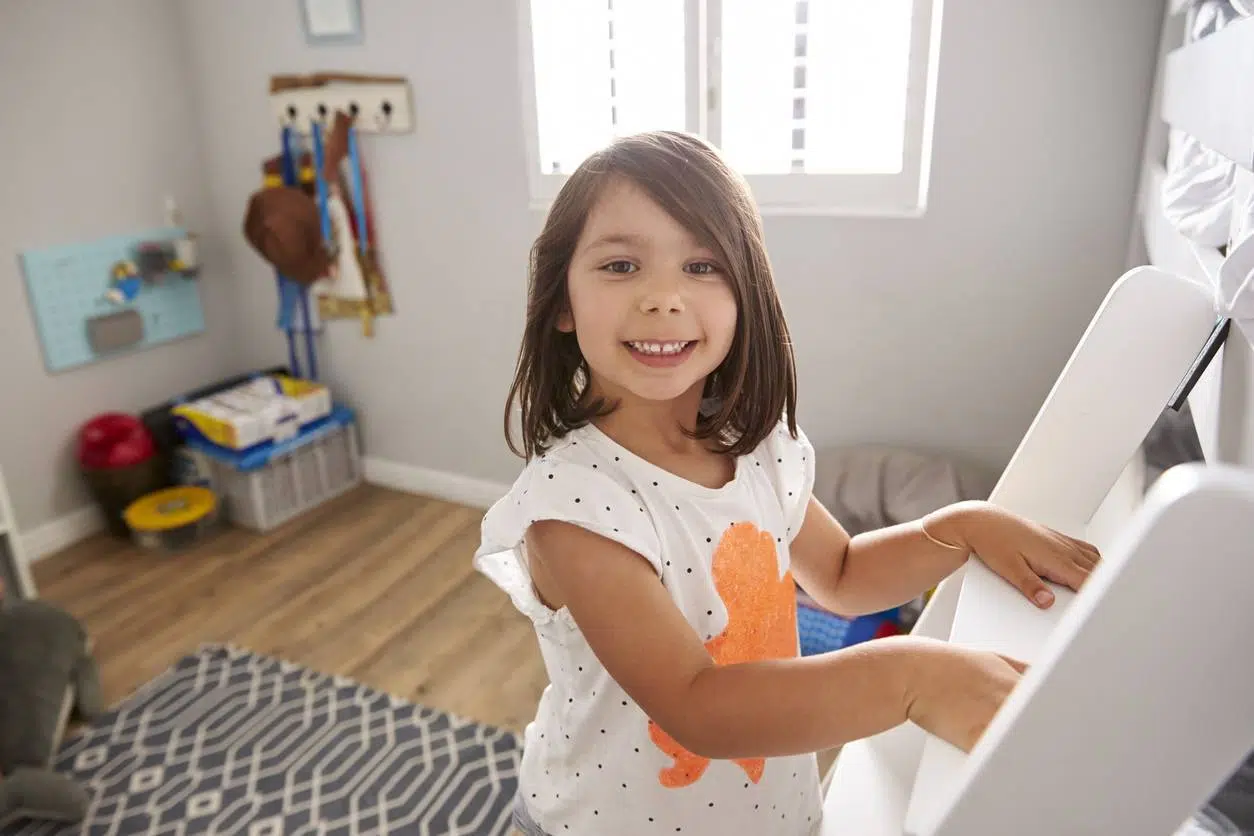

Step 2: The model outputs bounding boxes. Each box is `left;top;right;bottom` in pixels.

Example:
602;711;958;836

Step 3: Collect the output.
504;130;797;460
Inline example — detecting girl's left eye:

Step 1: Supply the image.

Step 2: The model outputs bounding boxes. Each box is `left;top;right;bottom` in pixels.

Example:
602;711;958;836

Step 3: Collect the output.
686;261;722;276
601;260;637;275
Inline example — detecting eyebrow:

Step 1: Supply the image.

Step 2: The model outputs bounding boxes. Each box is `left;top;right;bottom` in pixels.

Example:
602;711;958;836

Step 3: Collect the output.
583;233;649;251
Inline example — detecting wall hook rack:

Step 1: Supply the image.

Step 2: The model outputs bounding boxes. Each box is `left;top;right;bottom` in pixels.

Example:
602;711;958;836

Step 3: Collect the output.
269;72;413;135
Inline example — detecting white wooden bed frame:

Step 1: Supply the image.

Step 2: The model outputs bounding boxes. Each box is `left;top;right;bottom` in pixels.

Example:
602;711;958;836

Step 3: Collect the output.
0;464;38;600
819;7;1254;834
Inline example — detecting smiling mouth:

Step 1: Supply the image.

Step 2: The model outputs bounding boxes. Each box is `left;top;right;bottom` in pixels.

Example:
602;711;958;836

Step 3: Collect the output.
625;340;695;356
623;340;698;368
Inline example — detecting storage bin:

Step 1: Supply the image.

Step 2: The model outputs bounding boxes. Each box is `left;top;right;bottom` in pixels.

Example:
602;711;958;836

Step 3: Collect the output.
123;486;220;552
76;414;166;538
172;374;332;452
797;602;901;656
185;405;361;532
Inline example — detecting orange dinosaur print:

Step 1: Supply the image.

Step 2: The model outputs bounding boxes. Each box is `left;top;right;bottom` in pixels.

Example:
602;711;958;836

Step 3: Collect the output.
648;521;799;788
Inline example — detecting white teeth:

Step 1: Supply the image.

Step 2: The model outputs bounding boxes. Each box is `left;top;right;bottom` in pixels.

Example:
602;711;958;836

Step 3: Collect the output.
629;341;689;355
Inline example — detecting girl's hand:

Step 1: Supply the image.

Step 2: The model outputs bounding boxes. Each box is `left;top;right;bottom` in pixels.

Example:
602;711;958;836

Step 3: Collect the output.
904;637;1027;752
926;501;1101;609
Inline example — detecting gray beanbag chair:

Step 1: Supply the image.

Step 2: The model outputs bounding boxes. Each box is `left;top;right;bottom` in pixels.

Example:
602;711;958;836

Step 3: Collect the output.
810;444;997;627
812;444;997;537
0;597;103;826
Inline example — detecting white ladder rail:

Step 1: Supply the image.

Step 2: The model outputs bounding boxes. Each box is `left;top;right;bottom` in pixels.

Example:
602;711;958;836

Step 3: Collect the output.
822;265;1222;834
907;264;1220;833
0;465;38;599
929;462;1254;835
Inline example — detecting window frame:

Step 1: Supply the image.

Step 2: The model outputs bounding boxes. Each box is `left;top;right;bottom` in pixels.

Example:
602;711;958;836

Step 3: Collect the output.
516;0;942;217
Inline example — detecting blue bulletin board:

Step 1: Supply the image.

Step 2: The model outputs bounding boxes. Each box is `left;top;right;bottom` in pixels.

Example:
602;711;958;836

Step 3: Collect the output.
20;228;206;373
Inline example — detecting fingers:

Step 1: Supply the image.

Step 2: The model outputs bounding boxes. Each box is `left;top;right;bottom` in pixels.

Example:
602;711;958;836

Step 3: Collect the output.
1068;546;1100;570
1007;562;1056;608
1073;550;1100;571
1058;531;1101;566
997;654;1029;674
1037;530;1101;591
982;519;1102;607
1060;535;1101;584
1041;553;1091;592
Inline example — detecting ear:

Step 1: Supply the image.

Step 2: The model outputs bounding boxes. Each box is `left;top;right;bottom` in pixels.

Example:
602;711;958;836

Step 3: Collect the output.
556;309;575;333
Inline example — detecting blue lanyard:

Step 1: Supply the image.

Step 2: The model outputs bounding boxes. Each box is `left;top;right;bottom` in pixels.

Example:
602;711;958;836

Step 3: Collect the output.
310;122;336;254
274;123;318;380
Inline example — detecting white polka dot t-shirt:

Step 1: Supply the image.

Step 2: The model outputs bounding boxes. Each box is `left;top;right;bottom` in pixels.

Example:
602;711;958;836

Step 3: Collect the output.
474;420;824;836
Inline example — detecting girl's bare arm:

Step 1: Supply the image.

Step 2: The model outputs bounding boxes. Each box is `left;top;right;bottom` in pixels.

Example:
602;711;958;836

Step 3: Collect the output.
524;519;1018;759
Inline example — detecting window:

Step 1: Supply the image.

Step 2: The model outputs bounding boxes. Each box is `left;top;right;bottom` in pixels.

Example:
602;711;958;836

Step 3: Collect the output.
519;0;940;215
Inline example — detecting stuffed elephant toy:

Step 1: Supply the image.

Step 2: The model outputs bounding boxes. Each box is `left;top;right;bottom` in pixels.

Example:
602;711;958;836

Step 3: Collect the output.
0;596;103;826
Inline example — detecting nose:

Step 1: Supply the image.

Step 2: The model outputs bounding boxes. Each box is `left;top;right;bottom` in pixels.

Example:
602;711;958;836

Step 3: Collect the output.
638;273;685;315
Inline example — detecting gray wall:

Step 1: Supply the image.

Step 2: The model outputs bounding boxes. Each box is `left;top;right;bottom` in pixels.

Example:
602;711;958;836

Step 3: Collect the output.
0;2;240;533
1;0;1166;534
180;0;1165;491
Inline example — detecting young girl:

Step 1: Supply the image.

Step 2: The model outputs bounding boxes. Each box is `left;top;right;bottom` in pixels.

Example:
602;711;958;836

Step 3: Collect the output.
475;130;1099;835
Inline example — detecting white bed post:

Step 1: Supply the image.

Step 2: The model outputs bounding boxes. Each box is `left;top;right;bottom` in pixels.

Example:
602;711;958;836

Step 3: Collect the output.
823;264;1235;834
906;264;1223;833
0;464;38;600
822;11;1254;835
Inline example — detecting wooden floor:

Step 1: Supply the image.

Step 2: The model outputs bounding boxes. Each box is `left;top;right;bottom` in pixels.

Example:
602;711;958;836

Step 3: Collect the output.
32;483;838;776
31;484;548;734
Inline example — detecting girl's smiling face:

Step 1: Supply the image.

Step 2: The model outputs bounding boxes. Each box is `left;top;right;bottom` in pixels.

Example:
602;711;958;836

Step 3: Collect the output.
560;176;738;407
505;130;796;461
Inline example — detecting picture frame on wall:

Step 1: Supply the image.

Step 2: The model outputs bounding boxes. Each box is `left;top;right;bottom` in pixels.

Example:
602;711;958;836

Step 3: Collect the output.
300;0;363;46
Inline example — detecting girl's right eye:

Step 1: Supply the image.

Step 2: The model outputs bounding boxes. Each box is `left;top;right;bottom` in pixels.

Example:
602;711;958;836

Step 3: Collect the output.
601;260;638;275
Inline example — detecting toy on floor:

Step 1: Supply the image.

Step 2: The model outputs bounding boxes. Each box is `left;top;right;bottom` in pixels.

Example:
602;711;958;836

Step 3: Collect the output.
0;584;103;826
77;413;167;539
123;485;219;551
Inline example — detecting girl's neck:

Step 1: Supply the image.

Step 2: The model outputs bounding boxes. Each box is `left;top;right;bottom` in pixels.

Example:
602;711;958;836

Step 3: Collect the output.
587;378;735;490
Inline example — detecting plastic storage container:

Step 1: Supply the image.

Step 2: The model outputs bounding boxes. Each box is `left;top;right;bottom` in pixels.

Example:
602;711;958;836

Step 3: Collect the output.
797;602;901;656
123;486;219;551
183;405;361;532
76;413;167;538
171;374;332;452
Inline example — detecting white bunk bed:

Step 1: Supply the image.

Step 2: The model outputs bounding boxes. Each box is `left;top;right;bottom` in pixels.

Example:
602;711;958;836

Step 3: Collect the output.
818;4;1254;834
0;463;37;601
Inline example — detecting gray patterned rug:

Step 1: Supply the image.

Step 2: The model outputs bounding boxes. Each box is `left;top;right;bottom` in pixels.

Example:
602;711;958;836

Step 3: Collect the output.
2;644;522;836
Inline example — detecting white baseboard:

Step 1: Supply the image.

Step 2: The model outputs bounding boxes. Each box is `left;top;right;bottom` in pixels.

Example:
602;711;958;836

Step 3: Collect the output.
363;457;512;510
22;505;104;563
13;459;508;567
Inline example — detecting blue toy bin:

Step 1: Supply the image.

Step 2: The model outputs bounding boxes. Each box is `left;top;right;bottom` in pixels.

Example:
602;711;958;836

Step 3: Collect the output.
797;602;901;656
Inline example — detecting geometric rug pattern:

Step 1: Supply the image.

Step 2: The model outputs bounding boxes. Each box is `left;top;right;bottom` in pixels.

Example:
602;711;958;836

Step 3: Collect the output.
0;644;522;836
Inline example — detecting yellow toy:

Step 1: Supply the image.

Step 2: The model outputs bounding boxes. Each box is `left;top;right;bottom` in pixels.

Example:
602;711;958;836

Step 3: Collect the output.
124;486;218;551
